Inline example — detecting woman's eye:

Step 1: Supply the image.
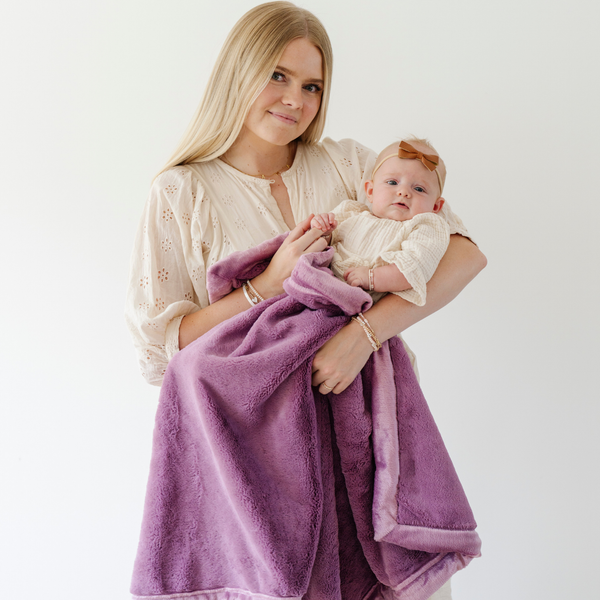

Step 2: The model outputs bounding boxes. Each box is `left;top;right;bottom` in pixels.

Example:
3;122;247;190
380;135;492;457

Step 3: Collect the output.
271;72;285;82
304;83;322;93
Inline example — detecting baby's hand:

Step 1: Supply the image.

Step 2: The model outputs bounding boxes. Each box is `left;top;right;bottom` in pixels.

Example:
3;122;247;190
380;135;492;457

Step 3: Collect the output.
344;267;370;290
310;212;337;235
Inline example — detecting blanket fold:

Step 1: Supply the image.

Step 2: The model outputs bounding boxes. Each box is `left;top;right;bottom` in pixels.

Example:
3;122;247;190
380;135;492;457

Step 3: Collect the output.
132;236;480;600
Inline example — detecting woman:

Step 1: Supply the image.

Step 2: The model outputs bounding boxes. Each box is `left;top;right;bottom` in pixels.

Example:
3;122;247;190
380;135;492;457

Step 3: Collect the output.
126;2;485;598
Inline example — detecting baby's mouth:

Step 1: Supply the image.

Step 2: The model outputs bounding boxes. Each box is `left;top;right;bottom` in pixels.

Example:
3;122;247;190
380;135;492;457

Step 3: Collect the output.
394;201;408;208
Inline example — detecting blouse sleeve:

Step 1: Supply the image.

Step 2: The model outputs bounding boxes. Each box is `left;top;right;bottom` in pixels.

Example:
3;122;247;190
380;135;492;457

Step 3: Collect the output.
125;168;205;386
320;138;377;205
377;214;451;307
438;201;471;238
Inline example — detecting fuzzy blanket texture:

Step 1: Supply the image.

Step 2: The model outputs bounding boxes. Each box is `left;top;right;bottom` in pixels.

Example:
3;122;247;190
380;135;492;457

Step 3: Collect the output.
131;235;481;600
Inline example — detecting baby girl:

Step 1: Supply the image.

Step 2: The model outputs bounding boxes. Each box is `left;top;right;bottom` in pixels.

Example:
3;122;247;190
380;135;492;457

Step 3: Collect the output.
311;138;450;306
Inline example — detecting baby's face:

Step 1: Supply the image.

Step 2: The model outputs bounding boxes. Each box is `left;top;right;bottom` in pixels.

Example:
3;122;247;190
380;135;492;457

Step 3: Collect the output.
366;151;444;222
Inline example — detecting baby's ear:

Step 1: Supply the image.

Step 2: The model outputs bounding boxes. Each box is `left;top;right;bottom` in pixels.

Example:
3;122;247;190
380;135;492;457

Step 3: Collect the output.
433;197;445;213
364;180;374;202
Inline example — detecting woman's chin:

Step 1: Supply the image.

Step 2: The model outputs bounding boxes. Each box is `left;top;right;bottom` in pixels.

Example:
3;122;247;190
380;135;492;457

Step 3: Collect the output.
238;125;301;150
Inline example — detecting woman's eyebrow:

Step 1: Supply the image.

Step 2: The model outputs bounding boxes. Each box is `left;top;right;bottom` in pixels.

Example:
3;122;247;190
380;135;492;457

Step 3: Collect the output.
275;65;324;85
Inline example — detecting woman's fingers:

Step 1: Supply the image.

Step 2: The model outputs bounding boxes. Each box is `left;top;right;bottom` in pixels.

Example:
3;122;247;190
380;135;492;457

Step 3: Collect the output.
304;235;328;254
300;227;328;249
317;381;337;394
286;215;314;243
311;320;373;394
284;216;327;253
284;227;328;256
259;217;329;295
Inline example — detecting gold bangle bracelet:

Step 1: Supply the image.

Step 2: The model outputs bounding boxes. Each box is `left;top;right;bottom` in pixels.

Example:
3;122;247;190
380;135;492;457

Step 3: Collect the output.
242;281;263;307
246;279;265;302
242;282;256;307
351;313;382;351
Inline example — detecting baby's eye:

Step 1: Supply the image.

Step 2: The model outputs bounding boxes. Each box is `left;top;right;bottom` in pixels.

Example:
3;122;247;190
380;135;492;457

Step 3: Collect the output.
271;72;285;82
385;180;398;185
304;83;322;93
414;186;425;193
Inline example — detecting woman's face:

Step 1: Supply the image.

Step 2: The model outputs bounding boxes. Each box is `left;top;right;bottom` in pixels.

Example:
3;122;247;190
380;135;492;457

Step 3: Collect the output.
242;38;324;149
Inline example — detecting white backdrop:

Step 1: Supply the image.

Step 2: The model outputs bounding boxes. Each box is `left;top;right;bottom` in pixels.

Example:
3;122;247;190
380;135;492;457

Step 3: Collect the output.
1;1;599;598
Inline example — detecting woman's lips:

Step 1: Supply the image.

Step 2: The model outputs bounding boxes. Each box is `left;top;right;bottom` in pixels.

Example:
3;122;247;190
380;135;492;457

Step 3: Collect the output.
269;111;297;124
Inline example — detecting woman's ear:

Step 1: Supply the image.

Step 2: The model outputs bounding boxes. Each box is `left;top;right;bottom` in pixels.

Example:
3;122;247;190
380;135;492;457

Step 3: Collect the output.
433;197;445;213
364;180;374;202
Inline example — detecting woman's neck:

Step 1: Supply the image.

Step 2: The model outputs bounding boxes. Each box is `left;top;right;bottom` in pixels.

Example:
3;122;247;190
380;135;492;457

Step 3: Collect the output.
222;130;296;178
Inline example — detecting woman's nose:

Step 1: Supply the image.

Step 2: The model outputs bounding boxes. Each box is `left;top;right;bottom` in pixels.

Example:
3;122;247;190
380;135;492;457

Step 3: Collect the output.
282;85;303;109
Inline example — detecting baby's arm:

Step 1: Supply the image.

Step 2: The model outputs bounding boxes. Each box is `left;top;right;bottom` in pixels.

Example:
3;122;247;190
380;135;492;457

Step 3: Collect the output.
310;212;337;243
345;265;410;293
344;213;451;301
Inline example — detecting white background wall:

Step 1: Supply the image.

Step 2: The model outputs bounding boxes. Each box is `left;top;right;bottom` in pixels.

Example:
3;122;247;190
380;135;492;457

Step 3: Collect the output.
1;1;598;598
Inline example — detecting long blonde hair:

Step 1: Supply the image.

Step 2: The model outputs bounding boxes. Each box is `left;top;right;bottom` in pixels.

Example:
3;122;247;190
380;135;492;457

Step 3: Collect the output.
158;2;333;175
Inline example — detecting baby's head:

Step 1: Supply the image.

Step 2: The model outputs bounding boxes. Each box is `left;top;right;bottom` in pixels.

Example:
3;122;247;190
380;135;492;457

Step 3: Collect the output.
365;137;446;222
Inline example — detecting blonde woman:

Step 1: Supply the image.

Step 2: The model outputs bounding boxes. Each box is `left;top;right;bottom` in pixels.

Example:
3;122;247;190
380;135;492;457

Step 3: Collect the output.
126;2;485;599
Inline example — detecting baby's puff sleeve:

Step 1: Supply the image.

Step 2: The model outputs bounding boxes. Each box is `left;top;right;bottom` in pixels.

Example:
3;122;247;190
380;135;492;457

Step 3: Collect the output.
377;214;450;307
125;169;206;386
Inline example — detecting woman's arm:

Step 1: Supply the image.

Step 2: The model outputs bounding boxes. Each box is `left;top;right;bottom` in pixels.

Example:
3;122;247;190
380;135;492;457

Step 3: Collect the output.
311;234;487;393
128;173;324;384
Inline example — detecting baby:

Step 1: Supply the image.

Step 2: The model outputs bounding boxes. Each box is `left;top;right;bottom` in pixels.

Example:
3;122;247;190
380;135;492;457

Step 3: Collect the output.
311;138;450;306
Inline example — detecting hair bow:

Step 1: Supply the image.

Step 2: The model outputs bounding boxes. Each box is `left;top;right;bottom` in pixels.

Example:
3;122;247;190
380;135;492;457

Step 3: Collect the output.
398;140;439;171
371;140;444;194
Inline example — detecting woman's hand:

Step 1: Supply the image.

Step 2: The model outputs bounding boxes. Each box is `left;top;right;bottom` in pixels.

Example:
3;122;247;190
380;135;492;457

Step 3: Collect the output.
253;215;328;298
181;216;330;350
311;319;374;394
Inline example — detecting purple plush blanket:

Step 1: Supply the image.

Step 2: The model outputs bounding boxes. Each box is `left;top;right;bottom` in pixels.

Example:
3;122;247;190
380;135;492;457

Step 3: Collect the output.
131;235;481;600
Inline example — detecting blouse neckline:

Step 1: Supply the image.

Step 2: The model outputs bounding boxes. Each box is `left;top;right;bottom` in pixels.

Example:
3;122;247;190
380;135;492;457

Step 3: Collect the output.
214;143;303;183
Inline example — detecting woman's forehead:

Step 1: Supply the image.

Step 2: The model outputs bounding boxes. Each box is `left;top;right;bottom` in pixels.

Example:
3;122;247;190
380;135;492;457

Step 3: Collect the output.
277;38;323;79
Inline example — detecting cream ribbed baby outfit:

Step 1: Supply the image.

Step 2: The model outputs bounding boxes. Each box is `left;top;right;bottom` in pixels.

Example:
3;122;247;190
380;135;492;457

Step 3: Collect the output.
330;200;450;306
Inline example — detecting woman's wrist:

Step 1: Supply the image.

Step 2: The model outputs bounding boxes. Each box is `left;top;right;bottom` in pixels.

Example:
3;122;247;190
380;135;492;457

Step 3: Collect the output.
360;299;397;343
249;270;284;300
351;313;382;351
242;280;265;306
348;316;378;353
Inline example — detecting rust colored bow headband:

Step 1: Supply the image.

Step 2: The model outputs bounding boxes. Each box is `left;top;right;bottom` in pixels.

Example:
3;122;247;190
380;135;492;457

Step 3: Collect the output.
371;140;444;194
